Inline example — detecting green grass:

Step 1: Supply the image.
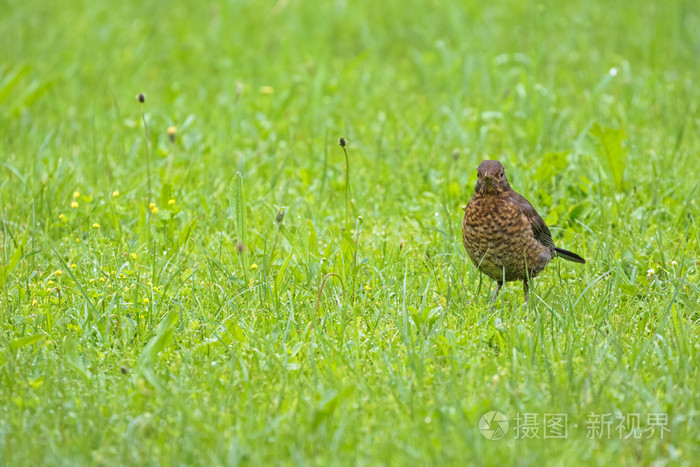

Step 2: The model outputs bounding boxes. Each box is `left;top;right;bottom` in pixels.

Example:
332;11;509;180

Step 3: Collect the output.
1;0;699;464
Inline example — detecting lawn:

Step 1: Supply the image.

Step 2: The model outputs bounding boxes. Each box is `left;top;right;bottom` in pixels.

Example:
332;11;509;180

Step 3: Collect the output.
1;0;698;464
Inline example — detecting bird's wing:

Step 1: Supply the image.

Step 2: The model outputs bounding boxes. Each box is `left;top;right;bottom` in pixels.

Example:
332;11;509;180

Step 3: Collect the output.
509;192;555;248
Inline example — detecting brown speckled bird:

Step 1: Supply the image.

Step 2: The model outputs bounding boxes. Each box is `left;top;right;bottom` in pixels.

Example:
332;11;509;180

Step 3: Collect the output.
462;160;585;303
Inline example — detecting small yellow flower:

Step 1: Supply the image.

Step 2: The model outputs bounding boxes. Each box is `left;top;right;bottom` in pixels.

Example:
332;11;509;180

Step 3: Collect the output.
143;298;150;304
73;191;80;199
112;190;120;197
47;280;54;286
32;299;38;306
54;270;62;276
149;202;156;209
131;253;137;260
151;206;159;214
92;223;100;229
167;126;177;138
71;201;79;209
168;199;175;206
70;263;77;269
58;213;66;221
75;238;80;243
99;277;105;282
260;85;274;95
250;263;258;270
365;284;371;291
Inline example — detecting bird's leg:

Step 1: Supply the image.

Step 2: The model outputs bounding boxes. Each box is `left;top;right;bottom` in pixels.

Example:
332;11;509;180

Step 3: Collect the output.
492;281;503;303
523;280;529;303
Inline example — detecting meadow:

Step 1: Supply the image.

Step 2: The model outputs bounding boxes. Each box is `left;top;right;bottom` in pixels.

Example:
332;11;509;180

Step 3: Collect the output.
1;0;699;464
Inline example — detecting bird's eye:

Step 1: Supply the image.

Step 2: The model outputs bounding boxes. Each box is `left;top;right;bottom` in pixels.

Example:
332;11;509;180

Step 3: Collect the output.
500;172;504;178
476;172;480;178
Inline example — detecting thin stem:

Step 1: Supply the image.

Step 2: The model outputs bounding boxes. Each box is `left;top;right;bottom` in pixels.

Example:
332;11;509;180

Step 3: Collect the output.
342;144;350;231
314;272;344;332
141;110;151;204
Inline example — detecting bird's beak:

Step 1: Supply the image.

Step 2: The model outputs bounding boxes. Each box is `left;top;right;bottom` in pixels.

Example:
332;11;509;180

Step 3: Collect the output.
483;174;498;183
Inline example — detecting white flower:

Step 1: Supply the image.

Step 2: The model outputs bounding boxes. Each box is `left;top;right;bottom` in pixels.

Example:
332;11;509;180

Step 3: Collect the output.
647;268;655;277
671;261;678;266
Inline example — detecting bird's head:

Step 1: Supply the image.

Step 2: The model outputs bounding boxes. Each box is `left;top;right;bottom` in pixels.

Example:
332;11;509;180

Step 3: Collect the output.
474;160;512;195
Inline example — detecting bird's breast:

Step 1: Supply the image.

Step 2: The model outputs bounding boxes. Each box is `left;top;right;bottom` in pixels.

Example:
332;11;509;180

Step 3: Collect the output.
462;196;551;281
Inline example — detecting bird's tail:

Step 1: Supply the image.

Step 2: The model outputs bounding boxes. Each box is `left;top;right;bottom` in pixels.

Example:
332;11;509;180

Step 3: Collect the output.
554;247;586;264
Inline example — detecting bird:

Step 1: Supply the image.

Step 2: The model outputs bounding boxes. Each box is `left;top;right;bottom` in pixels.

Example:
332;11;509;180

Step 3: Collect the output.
462;160;585;303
